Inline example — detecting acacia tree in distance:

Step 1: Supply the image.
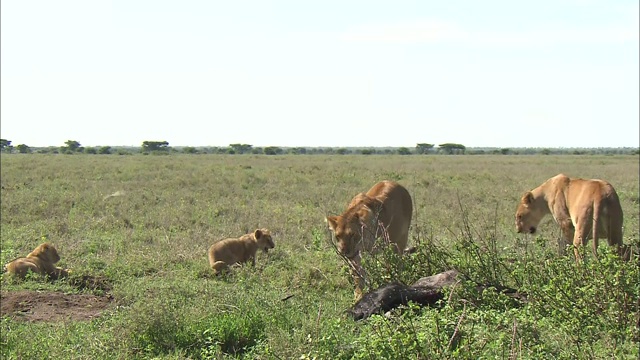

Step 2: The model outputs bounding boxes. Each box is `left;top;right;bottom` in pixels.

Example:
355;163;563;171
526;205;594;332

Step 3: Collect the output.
229;144;253;154
142;141;169;152
59;140;82;154
416;143;434;154
438;143;466;155
0;139;12;153
263;146;283;155
16;144;31;153
64;140;82;152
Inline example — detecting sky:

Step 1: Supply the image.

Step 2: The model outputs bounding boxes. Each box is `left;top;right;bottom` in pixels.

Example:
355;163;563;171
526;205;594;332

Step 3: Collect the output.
1;1;638;148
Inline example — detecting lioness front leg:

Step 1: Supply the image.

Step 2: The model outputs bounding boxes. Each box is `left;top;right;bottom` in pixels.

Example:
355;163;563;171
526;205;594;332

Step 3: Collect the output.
558;218;574;256
50;266;70;280
40;262;70;280
349;252;366;301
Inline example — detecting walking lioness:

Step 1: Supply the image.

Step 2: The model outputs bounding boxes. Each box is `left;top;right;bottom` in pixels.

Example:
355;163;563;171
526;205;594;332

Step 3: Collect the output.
208;229;275;274
515;174;624;260
326;180;413;300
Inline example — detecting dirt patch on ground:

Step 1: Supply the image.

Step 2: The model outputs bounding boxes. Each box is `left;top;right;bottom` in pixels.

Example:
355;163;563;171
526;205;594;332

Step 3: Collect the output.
1;290;113;322
1;275;114;322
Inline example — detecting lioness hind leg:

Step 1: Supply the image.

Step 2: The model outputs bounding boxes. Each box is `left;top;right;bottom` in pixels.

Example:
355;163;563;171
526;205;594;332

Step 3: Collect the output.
396;230;410;255
591;234;599;259
606;215;626;260
618;244;632;262
572;222;591;261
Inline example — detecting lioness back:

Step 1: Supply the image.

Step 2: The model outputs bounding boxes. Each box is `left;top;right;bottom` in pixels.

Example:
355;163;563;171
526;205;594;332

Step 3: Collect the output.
366;181;413;251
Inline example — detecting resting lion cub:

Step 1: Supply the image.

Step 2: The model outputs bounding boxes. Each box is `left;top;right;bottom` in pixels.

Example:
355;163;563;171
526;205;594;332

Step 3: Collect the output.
208;228;275;274
326;180;413;300
515;174;624;260
4;242;70;280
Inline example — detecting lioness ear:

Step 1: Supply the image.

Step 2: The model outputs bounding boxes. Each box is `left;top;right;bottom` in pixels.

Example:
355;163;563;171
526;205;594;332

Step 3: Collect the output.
355;207;372;224
325;216;338;231
254;229;263;239
522;192;534;205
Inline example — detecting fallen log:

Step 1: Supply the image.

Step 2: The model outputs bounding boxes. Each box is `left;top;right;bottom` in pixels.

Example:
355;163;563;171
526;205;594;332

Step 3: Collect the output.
347;282;444;321
411;269;460;288
348;269;526;321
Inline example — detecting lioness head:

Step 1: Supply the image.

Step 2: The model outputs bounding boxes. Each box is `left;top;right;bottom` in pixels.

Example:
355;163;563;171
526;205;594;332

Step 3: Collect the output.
515;192;546;234
29;243;61;264
254;229;275;253
326;207;373;259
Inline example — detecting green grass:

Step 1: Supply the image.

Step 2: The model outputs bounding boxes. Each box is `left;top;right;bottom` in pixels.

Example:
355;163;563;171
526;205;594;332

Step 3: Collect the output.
1;154;639;359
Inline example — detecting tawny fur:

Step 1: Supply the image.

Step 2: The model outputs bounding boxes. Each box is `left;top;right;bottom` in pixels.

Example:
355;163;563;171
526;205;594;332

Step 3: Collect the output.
208;228;275;274
515;173;625;261
4;242;70;279
326;180;413;300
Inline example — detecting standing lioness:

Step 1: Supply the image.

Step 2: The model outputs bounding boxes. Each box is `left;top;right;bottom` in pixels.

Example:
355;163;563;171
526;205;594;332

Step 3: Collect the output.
4;242;70;280
515;174;624;260
326;180;413;300
208;228;275;274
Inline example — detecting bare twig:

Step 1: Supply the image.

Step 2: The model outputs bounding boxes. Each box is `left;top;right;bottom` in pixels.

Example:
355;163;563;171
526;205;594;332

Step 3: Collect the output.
509;318;519;360
315;303;323;342
446;280;461;307
448;302;466;351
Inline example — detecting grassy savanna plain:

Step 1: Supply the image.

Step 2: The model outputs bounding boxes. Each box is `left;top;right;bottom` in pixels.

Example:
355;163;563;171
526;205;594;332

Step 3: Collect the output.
1;154;638;359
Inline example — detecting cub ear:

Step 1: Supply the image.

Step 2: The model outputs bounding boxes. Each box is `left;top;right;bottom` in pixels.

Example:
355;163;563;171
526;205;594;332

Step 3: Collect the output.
521;192;534;205
254;229;263;239
35;243;49;253
325;216;338;231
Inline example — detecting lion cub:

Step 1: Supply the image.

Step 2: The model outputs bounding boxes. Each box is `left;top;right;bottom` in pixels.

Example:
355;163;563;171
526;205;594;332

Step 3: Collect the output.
208;228;275;274
4;242;70;280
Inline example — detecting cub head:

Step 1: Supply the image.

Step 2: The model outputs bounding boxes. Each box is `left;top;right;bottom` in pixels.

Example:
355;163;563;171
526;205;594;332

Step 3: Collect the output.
325;207;373;259
254;229;275;253
515;192;545;234
28;242;61;264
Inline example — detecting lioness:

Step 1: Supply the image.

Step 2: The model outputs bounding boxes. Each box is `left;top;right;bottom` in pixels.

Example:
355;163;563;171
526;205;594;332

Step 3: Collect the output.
515;174;624;261
326;180;413;300
4;242;70;280
208;228;275;274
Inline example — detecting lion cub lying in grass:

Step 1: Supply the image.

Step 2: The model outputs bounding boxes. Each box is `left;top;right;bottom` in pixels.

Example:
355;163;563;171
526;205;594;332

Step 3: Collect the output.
208;228;275;274
4;242;71;280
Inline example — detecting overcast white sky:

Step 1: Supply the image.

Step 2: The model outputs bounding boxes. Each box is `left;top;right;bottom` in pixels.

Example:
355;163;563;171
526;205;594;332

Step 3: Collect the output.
1;1;638;148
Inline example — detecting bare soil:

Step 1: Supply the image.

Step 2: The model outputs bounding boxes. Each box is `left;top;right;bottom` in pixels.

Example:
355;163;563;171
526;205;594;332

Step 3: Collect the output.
1;275;114;322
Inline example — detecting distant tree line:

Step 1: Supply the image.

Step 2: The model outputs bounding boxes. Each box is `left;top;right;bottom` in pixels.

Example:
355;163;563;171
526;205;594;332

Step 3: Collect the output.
1;139;638;156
